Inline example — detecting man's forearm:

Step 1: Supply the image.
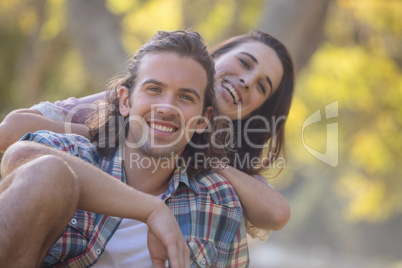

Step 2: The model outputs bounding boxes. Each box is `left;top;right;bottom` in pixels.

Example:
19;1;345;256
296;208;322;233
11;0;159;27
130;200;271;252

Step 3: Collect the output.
1;141;158;222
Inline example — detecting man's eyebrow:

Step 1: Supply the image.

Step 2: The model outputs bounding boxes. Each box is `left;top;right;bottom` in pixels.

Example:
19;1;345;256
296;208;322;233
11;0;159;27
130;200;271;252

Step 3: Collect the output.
141;79;167;87
141;79;201;100
240;52;258;63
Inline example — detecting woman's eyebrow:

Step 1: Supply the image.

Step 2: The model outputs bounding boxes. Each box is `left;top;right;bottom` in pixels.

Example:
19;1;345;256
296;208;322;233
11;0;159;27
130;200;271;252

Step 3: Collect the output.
240;52;274;94
240;52;258;63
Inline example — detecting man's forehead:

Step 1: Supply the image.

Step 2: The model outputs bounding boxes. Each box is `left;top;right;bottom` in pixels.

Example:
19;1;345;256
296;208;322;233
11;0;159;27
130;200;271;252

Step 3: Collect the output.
139;52;188;68
136;52;208;93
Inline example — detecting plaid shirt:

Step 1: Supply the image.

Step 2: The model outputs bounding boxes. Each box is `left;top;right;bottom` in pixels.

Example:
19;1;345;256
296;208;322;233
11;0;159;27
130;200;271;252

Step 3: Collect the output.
22;131;249;267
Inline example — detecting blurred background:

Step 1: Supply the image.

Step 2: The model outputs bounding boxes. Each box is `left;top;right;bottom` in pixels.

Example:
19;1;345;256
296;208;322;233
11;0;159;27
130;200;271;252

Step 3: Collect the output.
0;0;401;267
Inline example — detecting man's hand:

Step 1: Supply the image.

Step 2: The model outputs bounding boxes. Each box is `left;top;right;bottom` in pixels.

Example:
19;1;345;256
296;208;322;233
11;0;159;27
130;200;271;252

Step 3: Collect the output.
146;200;190;268
147;231;168;267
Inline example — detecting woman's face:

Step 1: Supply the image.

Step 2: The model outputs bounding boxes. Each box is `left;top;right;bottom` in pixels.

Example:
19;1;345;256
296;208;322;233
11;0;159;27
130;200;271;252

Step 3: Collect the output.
213;41;284;120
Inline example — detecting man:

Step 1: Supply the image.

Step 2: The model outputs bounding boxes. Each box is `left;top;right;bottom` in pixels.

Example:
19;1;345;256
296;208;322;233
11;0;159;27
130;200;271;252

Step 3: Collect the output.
0;30;249;267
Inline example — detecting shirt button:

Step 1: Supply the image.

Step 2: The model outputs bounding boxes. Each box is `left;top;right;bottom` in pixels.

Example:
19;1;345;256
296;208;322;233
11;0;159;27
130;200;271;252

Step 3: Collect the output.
70;218;77;225
201;258;206;264
95;248;102;255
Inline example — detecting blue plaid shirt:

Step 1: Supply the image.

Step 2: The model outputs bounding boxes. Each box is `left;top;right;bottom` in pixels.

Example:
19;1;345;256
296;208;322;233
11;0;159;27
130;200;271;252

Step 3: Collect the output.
22;131;249;267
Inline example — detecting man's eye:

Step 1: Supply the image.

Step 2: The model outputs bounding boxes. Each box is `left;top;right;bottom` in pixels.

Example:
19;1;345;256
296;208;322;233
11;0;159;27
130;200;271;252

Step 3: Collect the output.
239;58;250;69
148;87;161;93
180;95;194;102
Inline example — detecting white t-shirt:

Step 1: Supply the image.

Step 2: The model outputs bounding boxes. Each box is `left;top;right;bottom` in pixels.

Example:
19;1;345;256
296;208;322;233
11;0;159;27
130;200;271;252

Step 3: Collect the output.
93;218;152;267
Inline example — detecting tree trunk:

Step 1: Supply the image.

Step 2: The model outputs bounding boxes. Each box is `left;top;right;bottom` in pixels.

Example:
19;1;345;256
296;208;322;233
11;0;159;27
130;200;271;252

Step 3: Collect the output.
15;0;48;106
66;0;126;87
258;0;332;73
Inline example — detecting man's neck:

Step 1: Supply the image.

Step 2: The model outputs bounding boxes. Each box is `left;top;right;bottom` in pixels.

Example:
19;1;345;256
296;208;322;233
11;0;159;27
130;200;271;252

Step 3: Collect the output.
122;147;177;196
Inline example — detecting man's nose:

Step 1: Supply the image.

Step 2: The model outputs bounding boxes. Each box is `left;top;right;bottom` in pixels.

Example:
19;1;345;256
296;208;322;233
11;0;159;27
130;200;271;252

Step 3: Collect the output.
153;96;180;118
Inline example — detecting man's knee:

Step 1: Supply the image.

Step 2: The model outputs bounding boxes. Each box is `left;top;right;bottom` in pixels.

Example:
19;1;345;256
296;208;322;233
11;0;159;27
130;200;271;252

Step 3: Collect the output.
2;144;80;203
1;141;45;177
0;155;79;267
29;154;80;201
36;155;79;201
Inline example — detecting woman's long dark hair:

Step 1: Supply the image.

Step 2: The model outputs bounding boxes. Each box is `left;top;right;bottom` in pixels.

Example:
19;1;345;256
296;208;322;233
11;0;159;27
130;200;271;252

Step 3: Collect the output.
210;31;295;175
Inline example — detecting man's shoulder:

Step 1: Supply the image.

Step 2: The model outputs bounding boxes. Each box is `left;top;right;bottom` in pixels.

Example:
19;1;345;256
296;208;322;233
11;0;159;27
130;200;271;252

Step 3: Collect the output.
193;170;242;209
22;130;92;145
21;130;101;164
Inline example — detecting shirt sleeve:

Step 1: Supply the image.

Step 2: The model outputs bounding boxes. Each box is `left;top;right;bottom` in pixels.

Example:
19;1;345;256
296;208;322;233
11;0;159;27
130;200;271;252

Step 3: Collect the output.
226;221;250;267
20;130;100;166
252;173;274;188
31;101;67;122
31;97;96;124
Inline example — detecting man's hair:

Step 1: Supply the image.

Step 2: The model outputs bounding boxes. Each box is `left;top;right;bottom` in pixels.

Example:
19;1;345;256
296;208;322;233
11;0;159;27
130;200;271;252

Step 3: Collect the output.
87;30;226;176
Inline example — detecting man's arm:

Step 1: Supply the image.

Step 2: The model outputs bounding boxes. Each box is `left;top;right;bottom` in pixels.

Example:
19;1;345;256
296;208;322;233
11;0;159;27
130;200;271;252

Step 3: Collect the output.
0;109;90;153
1;140;189;267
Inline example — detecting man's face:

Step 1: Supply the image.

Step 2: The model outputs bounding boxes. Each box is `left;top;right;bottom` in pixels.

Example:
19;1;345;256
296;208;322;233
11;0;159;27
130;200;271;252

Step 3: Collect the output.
119;52;211;158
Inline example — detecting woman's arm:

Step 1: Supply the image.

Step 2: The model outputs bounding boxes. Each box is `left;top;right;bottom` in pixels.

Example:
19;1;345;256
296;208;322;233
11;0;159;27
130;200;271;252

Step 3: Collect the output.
0;109;90;153
215;165;290;231
0;92;106;153
74;91;106;104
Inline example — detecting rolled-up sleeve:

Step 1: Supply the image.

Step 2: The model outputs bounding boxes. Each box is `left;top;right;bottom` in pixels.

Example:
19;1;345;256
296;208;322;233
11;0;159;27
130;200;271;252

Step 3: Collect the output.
21;130;100;165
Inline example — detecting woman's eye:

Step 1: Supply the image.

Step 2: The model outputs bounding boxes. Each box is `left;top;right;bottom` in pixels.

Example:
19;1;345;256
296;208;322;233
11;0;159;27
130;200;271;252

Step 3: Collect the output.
258;82;266;95
239;58;250;69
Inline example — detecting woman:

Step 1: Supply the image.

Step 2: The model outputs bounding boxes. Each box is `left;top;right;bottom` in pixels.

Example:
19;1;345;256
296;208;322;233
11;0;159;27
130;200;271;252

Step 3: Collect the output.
0;30;294;240
210;31;294;240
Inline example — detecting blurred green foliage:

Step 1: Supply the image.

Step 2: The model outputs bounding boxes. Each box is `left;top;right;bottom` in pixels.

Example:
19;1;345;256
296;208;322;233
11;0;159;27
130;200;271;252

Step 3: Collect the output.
283;0;402;223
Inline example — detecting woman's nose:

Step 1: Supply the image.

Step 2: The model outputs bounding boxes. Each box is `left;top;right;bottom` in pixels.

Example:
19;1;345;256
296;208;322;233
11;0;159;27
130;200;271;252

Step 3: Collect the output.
239;77;250;91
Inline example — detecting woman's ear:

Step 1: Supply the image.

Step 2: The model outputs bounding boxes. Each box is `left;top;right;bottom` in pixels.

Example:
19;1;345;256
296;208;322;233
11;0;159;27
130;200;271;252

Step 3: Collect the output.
118;86;130;116
195;106;213;134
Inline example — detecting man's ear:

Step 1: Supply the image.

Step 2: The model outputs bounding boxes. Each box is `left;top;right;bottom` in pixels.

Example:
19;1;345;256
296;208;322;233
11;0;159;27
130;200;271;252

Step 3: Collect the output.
195;106;213;134
118;86;130;116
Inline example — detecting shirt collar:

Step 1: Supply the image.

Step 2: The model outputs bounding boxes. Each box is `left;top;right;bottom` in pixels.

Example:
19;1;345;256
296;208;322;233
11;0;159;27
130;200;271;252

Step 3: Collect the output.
105;144;125;183
161;167;201;201
116;145;126;184
117;147;200;198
